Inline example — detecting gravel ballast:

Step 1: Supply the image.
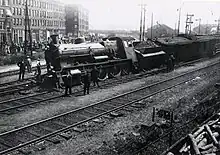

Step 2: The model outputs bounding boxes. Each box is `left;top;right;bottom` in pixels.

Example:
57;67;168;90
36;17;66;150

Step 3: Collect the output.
1;56;220;154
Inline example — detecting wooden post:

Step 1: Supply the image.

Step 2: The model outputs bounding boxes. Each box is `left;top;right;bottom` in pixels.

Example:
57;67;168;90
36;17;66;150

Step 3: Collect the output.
152;107;156;122
169;111;174;147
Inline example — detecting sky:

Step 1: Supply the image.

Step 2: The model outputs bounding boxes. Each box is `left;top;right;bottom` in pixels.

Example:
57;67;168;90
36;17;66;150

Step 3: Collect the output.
64;0;220;32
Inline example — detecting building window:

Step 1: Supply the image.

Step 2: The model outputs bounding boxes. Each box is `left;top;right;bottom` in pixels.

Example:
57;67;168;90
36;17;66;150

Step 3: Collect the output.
0;9;3;17
0;22;4;30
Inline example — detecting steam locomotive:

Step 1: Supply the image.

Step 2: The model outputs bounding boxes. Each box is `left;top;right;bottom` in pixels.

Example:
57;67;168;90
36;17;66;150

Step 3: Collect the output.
45;34;220;84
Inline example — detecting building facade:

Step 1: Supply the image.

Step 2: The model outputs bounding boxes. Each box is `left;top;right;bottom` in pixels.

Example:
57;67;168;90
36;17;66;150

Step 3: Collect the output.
65;4;89;38
11;0;65;43
0;0;13;45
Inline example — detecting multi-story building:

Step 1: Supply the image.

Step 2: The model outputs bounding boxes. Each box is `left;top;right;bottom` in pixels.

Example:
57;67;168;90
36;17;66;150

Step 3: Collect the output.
11;0;65;43
65;4;89;38
0;0;12;45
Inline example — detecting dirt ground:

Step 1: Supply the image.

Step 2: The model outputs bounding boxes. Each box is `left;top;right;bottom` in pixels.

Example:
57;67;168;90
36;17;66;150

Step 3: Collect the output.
1;56;220;155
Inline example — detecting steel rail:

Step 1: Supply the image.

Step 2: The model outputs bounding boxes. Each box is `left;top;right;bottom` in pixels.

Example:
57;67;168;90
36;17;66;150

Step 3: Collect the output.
0;61;219;154
0;65;47;78
0;57;211;113
0;76;192;154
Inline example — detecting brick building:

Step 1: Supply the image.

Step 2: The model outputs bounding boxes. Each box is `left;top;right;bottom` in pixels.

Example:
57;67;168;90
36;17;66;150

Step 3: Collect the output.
65;4;89;38
11;0;65;43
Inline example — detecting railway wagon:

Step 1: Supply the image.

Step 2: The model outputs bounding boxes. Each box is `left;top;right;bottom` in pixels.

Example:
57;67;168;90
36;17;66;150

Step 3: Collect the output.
156;35;219;63
133;39;167;70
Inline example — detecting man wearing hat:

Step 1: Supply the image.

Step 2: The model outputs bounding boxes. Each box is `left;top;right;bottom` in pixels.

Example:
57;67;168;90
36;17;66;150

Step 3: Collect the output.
17;59;26;81
62;70;72;96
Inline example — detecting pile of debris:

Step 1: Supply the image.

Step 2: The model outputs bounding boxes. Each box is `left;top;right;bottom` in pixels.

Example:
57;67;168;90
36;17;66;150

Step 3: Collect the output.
166;113;220;155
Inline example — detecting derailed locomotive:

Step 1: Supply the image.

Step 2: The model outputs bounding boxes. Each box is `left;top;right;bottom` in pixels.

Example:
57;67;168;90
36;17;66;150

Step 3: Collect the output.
45;34;220;84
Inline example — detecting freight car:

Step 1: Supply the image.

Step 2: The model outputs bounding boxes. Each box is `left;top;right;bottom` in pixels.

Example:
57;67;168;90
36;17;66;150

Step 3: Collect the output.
44;34;220;85
156;34;220;63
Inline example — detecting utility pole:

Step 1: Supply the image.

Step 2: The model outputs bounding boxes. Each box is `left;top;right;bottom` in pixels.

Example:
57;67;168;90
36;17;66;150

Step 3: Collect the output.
217;19;220;34
205;20;208;34
139;4;143;41
139;3;146;41
174;22;176;36
24;0;32;56
195;18;201;34
215;18;220;34
151;13;153;39
24;0;28;56
142;6;146;41
185;14;194;34
177;8;181;35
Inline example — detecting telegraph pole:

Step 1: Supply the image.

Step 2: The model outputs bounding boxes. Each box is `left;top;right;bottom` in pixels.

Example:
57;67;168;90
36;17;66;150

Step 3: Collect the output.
195;18;201;34
185;14;194;34
139;3;146;41
24;0;32;56
151;13;153;39
174;22;177;36
215;18;220;34
177;8;181;35
139;4;143;41
24;0;28;56
142;6;146;41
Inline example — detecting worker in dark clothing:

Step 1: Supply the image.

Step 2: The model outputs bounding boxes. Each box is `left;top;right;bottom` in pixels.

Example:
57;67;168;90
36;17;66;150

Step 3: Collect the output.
91;65;100;87
166;56;173;72
17;60;26;81
62;71;72;96
170;54;175;71
36;58;41;76
36;58;42;84
51;67;59;88
83;70;90;95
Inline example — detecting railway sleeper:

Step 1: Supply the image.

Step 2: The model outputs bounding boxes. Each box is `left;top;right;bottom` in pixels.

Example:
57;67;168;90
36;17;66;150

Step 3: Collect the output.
59;131;73;140
100;103;118;110
25;129;60;144
92;106;107;113
82;109;99;117
38;124;72;141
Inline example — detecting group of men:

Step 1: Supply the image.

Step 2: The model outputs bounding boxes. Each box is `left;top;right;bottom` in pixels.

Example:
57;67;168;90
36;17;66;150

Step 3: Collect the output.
62;66;100;96
17;57;41;81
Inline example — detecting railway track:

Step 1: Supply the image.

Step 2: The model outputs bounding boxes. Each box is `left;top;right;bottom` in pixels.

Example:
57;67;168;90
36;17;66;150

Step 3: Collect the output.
0;57;208;97
0;57;208;114
0;60;219;154
0;79;36;96
0;65;47;78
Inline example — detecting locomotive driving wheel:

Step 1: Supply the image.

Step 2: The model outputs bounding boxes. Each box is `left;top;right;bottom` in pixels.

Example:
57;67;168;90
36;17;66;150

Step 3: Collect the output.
109;65;121;78
98;68;108;81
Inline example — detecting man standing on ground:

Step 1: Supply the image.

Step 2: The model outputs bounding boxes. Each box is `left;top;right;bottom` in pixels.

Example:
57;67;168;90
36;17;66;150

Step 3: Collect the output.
62;70;72;96
26;56;32;73
36;58;41;84
83;69;90;95
17;59;26;81
91;65;100;87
